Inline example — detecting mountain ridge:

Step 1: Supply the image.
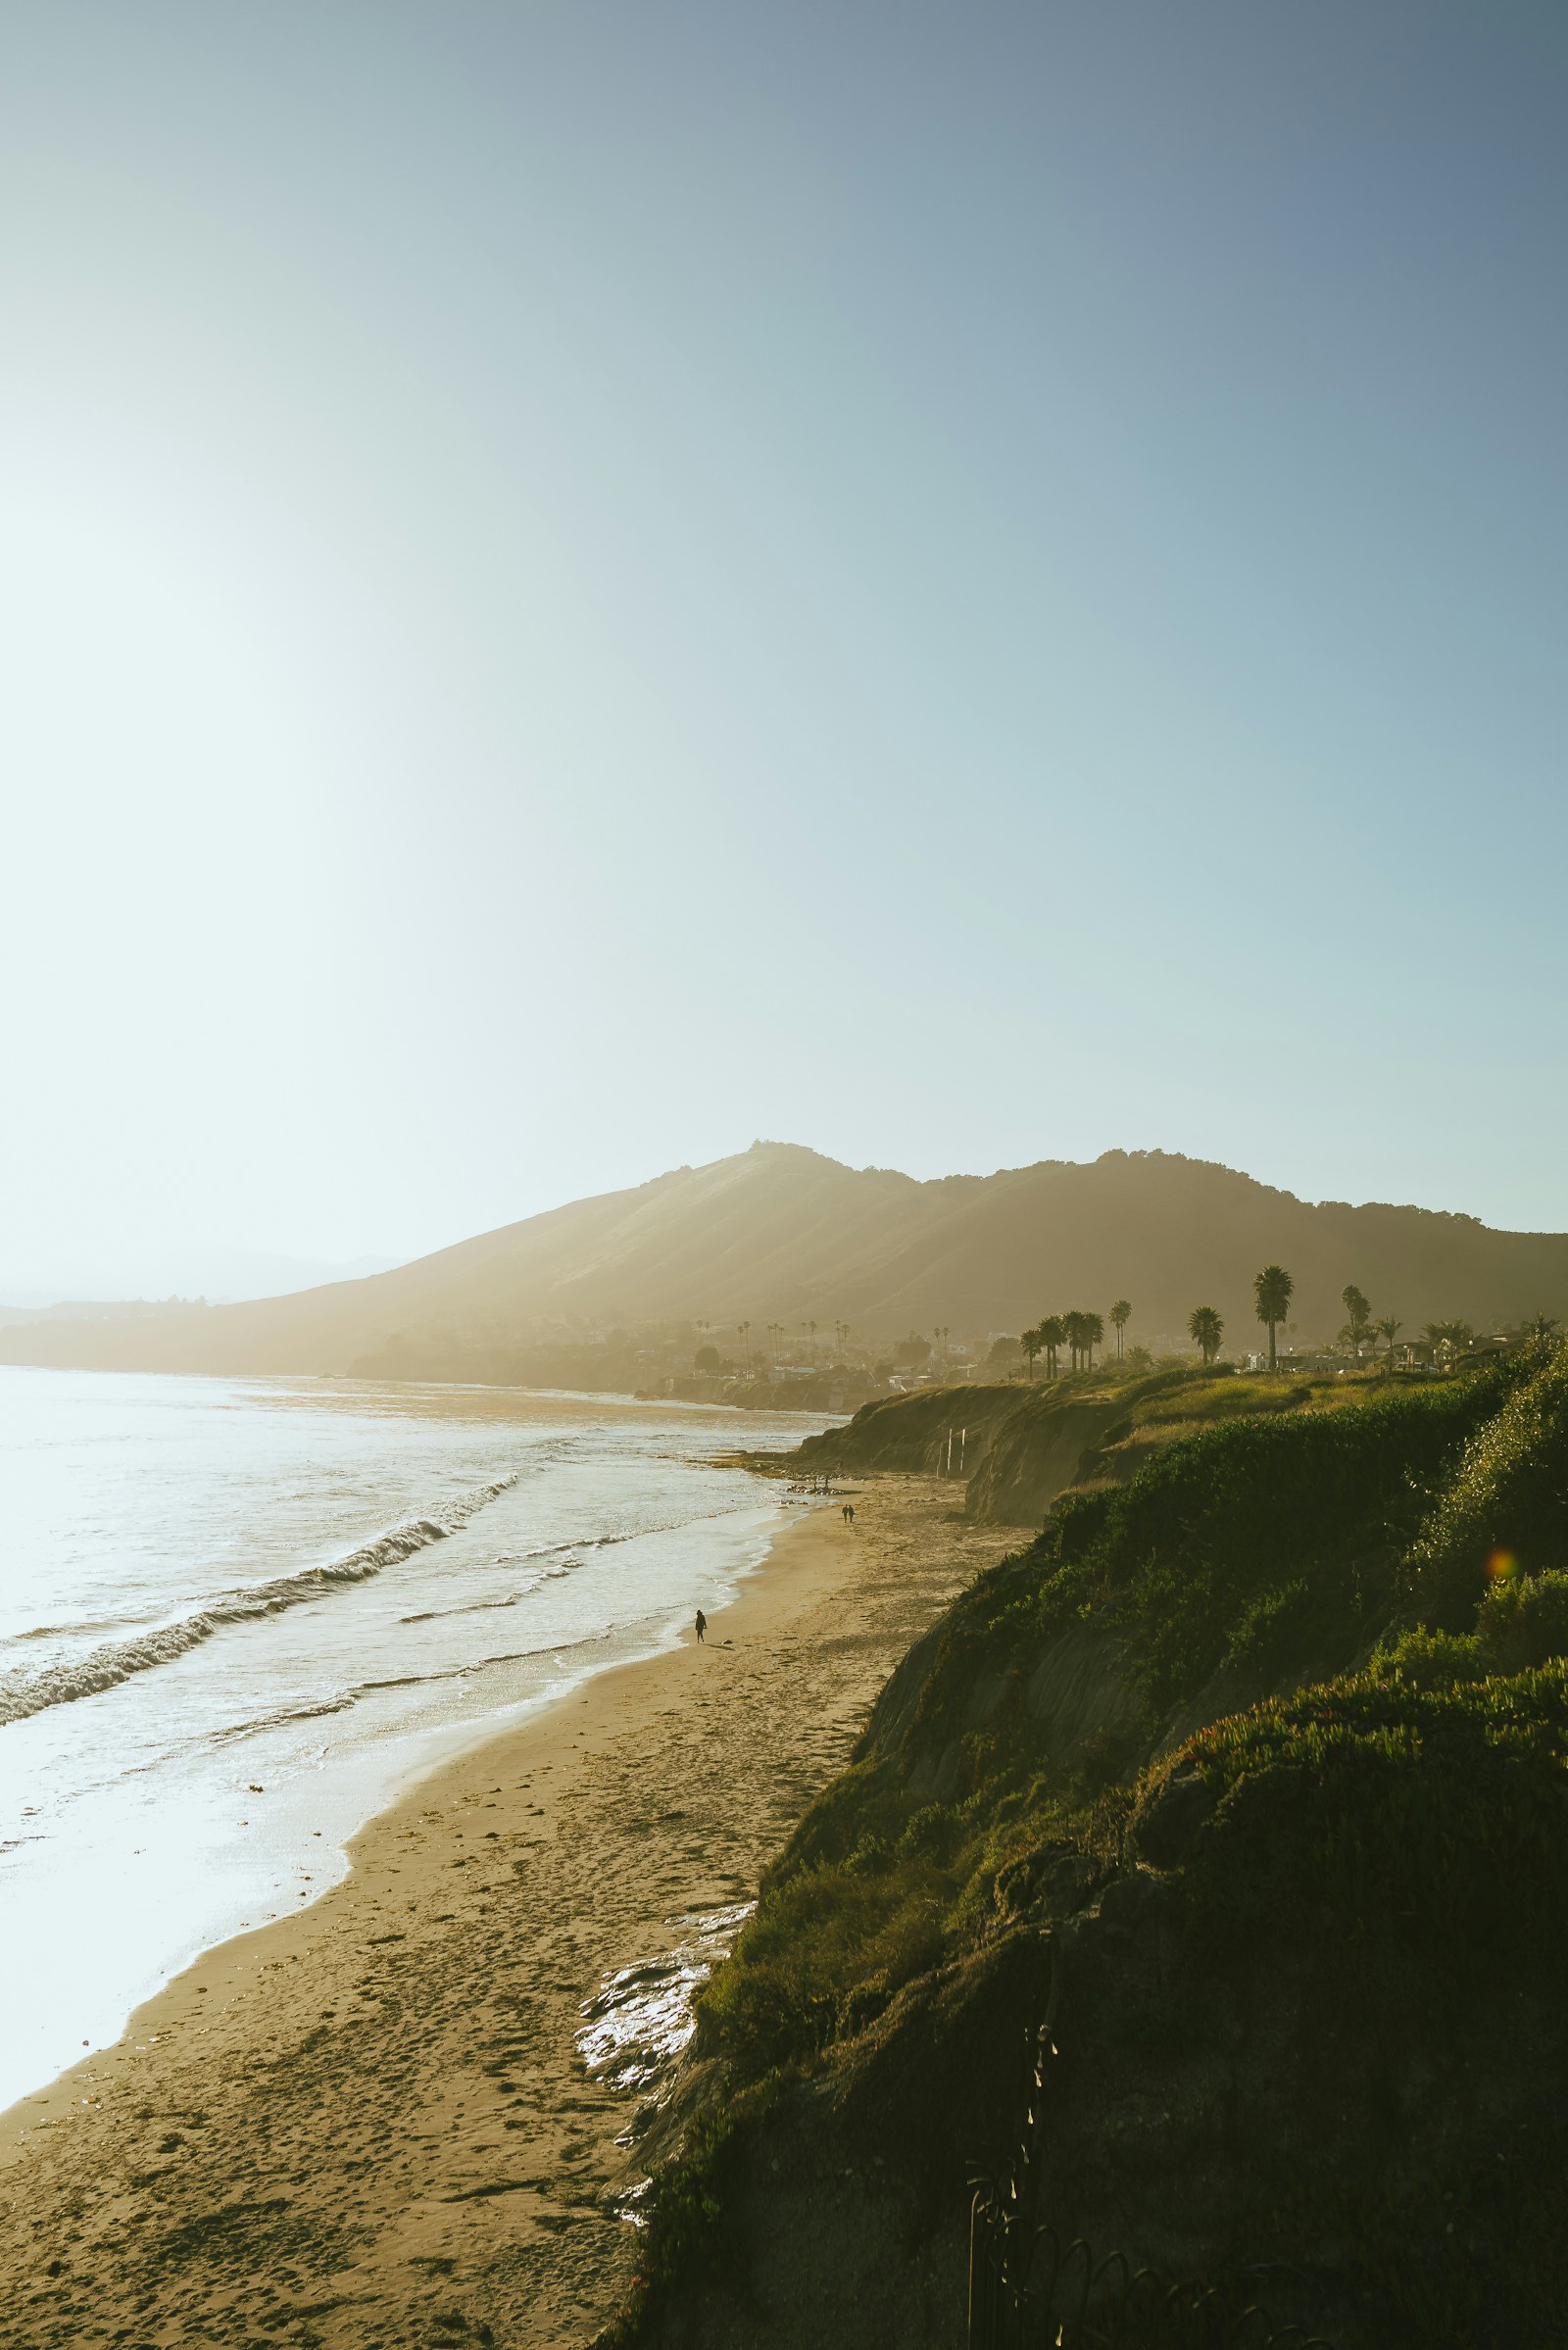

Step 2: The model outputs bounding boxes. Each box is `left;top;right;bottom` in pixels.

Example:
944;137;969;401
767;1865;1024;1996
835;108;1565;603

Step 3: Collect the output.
2;1141;1564;1380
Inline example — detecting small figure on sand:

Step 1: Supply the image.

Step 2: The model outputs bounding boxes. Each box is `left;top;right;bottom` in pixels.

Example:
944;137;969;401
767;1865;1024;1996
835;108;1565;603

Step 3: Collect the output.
694;1608;707;1642
842;1502;855;1524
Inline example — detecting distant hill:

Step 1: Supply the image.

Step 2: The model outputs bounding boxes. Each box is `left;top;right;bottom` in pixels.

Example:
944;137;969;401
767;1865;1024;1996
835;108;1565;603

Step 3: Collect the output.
3;1142;1566;1380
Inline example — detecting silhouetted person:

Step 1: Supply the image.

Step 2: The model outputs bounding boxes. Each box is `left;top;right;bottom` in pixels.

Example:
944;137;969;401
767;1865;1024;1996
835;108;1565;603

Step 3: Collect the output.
694;1608;707;1642
842;1502;855;1524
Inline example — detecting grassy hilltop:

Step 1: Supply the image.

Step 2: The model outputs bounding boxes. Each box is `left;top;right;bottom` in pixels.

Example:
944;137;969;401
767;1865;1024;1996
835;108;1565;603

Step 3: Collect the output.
612;1347;1568;2349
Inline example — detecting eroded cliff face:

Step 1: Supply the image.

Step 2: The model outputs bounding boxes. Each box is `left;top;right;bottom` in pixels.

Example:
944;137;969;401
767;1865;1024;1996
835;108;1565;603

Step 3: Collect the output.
795;1380;1128;1524
622;1666;1568;2350
960;1395;1127;1523
612;1364;1568;2350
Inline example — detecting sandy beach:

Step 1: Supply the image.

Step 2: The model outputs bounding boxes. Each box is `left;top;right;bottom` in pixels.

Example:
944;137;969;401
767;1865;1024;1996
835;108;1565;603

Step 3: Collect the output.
0;1473;1018;2350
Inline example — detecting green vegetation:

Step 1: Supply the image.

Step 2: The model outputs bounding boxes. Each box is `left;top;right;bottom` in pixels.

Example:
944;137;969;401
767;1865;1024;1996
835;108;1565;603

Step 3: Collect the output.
710;1363;1531;2086
1174;1659;1568;1952
1400;1341;1568;1627
627;1341;1568;2346
705;1344;1568;2077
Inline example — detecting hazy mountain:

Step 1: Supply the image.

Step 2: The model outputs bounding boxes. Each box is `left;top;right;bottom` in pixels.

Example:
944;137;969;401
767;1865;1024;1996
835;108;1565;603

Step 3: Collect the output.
0;1248;406;1313
2;1143;1564;1379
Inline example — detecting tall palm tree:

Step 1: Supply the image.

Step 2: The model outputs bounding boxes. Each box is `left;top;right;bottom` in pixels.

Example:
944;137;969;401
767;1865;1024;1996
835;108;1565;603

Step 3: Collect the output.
1020;1323;1044;1381
1082;1310;1104;1368
1377;1314;1402;1371
1341;1285;1372;1360
1060;1309;1089;1371
1253;1264;1295;1369
737;1319;751;1365
1039;1314;1066;1379
1109;1299;1131;1360
1188;1304;1223;1365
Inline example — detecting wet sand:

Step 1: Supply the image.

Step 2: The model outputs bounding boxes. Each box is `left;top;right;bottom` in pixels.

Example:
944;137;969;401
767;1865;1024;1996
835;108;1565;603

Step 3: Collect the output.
0;1474;1019;2350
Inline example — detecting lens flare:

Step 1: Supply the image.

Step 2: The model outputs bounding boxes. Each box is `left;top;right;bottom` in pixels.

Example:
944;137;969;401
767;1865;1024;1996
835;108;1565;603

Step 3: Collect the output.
1486;1547;1518;1583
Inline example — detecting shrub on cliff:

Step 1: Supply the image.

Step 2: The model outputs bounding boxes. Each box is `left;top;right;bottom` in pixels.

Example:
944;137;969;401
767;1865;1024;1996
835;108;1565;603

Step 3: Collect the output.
1399;1340;1568;1627
1168;1661;1568;1954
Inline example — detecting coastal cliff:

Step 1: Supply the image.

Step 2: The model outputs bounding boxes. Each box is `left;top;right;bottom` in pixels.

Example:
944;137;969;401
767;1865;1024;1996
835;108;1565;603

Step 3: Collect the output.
611;1348;1568;2347
794;1362;1405;1526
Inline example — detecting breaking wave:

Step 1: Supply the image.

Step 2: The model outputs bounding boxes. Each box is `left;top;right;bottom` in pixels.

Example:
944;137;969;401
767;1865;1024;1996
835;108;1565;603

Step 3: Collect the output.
0;1474;517;1731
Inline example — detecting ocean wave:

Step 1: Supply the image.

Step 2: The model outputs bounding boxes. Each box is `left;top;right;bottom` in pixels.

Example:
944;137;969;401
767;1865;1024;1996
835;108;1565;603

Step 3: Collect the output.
11;1617;125;1644
0;1474;517;1731
389;1539;602;1629
207;1695;360;1744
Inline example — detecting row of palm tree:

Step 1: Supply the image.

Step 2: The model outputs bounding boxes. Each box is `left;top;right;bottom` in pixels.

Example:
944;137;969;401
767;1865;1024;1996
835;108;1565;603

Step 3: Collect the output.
1342;1285;1482;1371
710;1315;851;1368
1252;1267;1404;1370
1021;1307;1120;1379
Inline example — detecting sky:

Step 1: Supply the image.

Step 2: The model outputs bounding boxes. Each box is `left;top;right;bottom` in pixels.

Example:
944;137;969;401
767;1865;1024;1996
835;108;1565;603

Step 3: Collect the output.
3;0;1566;1298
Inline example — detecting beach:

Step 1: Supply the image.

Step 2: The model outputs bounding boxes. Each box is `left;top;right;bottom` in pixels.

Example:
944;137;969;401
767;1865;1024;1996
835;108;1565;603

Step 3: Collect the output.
0;1473;1018;2349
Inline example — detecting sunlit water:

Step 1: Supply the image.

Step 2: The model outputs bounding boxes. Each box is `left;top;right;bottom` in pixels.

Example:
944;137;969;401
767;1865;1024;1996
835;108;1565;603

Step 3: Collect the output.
0;1366;831;2113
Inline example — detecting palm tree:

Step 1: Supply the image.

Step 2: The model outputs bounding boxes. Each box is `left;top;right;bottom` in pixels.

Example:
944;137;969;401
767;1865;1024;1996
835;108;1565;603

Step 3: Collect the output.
1039;1314;1066;1379
1252;1264;1294;1369
1082;1310;1104;1368
1188;1304;1224;1365
1341;1284;1372;1361
1376;1314;1402;1371
1061;1309;1091;1371
807;1319;818;1355
1423;1319;1474;1369
1109;1299;1131;1360
1020;1322;1044;1381
737;1319;752;1365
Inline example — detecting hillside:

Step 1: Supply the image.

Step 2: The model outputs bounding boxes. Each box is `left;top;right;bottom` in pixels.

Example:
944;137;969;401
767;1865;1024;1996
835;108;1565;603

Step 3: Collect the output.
612;1346;1568;2348
4;1142;1568;1379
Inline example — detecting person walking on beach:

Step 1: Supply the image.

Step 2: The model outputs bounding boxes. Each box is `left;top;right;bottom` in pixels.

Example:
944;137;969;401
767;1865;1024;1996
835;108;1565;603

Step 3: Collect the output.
694;1608;707;1642
842;1502;855;1525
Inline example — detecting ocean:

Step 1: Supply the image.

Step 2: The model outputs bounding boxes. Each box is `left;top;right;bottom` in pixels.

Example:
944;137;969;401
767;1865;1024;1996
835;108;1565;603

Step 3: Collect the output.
0;1365;831;2113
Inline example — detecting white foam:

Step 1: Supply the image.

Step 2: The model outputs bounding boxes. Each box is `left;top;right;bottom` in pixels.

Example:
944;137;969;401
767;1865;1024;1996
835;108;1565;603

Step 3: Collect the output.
0;1475;516;1728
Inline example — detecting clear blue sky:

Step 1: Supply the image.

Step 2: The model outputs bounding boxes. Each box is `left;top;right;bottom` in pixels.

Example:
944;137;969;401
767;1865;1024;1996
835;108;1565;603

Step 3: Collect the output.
2;1;1565;1294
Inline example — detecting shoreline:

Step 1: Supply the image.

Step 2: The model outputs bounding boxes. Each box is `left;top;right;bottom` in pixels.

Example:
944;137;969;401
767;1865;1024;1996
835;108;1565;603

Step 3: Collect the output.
0;1491;823;2159
0;1474;1019;2348
1;1375;831;2123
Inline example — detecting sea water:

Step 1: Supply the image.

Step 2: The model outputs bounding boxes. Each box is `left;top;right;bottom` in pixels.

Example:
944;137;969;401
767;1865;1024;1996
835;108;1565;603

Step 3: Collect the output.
0;1366;831;2113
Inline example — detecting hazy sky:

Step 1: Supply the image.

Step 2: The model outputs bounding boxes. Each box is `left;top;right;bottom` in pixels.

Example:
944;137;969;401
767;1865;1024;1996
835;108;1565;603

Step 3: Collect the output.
4;1;1566;1297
